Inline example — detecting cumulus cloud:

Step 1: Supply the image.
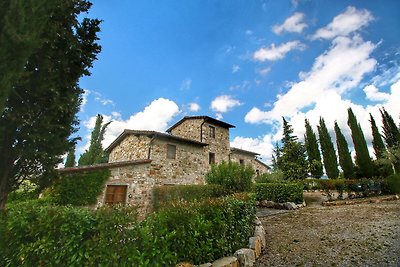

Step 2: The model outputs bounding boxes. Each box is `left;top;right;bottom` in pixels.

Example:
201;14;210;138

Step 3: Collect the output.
272;12;308;34
188;102;200;112
80;98;180;152
211;95;242;113
253;41;305;62
231;135;275;164
246;34;377;124
363;84;390;102
312;6;373;40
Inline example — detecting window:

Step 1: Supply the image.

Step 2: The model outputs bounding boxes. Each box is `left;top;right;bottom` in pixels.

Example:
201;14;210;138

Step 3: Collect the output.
209;126;215;138
105;185;127;205
209;152;215;164
239;159;244;166
167;144;176;159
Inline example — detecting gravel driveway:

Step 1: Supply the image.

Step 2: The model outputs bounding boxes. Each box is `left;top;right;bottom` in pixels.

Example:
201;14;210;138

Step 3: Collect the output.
255;193;400;267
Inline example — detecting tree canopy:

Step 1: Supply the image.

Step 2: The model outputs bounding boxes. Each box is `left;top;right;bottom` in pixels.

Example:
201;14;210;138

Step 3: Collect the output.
0;0;101;210
334;121;355;179
318;117;339;179
304;118;323;178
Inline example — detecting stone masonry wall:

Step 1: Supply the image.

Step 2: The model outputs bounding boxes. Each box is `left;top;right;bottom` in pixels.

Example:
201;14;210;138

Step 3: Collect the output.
149;139;208;185
201;122;230;164
108;134;151;163
169;118;203;142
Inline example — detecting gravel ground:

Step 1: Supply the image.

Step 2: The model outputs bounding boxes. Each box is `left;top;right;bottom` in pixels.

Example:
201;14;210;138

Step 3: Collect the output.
255;193;400;267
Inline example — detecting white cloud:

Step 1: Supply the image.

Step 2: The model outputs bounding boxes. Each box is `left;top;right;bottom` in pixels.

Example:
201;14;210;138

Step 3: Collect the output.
231;134;276;164
272;12;307;34
229;80;250;91
232;65;240;73
180;79;192;90
253;41;305;62
80;89;90;111
189;102;200;112
312;6;373;40
80;98;180;152
257;67;271;76
246;35;377;124
363;84;390;102
211;95;242;113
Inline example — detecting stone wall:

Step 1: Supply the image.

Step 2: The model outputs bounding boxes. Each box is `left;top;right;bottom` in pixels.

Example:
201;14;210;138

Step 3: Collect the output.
201;122;231;164
108;134;151;163
230;152;269;176
169;117;203;142
149;138;208;185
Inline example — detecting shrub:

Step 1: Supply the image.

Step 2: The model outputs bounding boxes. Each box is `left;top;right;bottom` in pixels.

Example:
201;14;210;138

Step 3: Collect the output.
386;173;400;194
153;184;230;210
255;182;303;204
205;161;254;192
255;170;285;183
49;169;110;206
1;195;256;266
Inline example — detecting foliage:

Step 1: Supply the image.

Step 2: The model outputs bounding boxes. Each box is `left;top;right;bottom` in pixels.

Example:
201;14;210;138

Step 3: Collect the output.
380;108;400;173
205;161;254;192
334;121;355;179
65;144;76;168
304;118;323;178
370;113;386;159
255;182;304;204
255;170;285;183
153;184;230;210
78;114;111;166
0;0;101;210
1;195;255;266
49;169;110;206
386;173;400;194
347;108;374;178
318;117;339;179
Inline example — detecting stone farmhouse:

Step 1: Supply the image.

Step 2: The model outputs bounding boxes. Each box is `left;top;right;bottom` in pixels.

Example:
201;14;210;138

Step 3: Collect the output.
61;116;269;216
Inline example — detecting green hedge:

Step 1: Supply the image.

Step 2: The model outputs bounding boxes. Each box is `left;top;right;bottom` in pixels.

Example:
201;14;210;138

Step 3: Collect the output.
1;194;256;266
49;169;110;206
153;184;230;210
255;182;303;204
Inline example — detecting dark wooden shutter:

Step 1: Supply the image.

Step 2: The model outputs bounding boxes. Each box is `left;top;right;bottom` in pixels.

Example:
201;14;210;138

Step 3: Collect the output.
105;185;127;205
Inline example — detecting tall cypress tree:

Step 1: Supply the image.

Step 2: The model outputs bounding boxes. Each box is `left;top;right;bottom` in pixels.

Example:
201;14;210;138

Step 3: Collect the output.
318;117;339;178
334;121;355;179
78;114;111;166
370;113;386;159
282;117;297;144
347;108;374;178
65;145;76;168
304;119;323;178
380;108;400;173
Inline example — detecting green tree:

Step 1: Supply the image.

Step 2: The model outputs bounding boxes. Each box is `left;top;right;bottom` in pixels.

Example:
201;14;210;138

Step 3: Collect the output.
271;141;281;170
318;118;339;178
64;145;76;168
334;121;355;179
0;0;55;112
0;0;101;210
370;113;386;159
380;108;400;173
279;118;308;180
304;118;323;178
347;108;374;178
78;114;111;166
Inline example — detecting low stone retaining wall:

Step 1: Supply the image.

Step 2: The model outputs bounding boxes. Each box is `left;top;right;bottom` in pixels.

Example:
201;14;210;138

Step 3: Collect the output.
256;200;306;210
176;217;266;267
322;194;399;206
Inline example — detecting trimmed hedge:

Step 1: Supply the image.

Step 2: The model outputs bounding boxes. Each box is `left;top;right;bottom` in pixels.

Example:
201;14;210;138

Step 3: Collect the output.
1;195;256;266
255;182;303;204
49;169;110;206
153;184;230;210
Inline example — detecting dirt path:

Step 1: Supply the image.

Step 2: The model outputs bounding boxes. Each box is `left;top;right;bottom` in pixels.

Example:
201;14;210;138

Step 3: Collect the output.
255;195;400;267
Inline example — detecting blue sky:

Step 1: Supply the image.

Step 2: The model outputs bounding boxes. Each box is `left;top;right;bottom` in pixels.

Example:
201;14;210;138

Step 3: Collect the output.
77;0;400;165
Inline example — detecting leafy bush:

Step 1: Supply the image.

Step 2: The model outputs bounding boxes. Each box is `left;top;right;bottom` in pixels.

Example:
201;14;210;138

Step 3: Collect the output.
255;182;303;204
49;169;110;206
153;184;230;210
205;161;254;192
255;170;285;183
386;173;400;194
1;195;256;266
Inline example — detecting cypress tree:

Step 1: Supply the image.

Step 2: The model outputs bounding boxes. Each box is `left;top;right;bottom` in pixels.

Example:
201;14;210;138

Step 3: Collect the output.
65;145;76;168
370;113;386;159
318;117;339;178
347;108;374;178
78;114;111;166
380;108;400;173
304;119;323;178
271;141;281;170
279;118;308;180
334;121;355;179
